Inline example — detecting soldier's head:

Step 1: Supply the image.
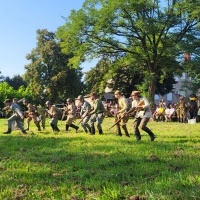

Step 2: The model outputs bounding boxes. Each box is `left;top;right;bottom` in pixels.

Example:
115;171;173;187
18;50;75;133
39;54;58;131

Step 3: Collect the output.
4;99;11;105
66;98;73;104
114;90;121;98
23;99;29;105
130;91;140;100
12;98;18;103
45;101;52;108
90;92;98;100
77;95;84;102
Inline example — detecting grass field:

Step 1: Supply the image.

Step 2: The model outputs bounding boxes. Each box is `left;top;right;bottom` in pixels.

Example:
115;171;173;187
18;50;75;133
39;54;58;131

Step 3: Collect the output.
0;117;200;200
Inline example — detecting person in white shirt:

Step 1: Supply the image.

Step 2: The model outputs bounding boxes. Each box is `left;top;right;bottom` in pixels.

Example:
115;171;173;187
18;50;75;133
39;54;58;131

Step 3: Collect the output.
128;91;156;141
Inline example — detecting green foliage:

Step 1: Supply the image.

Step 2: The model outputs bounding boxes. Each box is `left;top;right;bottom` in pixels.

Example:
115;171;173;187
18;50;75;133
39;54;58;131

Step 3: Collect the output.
57;0;200;103
24;29;83;105
4;75;27;90
0;118;200;199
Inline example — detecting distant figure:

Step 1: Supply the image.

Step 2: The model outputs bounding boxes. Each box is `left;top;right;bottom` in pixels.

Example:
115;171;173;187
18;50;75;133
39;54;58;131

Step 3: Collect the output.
3;99;27;134
77;95;91;133
114;90;130;137
45;101;60;132
88;92;106;135
64;98;79;132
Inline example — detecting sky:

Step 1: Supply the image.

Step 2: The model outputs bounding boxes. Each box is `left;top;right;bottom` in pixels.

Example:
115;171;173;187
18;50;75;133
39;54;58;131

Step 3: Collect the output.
0;0;93;78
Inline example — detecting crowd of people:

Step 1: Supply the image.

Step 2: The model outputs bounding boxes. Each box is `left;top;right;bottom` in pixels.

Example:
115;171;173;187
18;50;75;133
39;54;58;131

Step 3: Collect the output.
2;91;200;141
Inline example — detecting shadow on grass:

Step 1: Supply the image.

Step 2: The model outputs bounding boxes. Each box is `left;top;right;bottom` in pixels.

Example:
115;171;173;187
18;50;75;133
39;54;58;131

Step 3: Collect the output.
0;133;199;199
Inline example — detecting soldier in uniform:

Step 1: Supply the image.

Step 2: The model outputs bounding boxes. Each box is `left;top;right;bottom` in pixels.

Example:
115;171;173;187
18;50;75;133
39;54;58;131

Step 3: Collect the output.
45;101;60;132
88;92;106;135
23;99;41;131
64;98;79;132
128;91;155;141
176;96;188;123
3;99;27;134
114;90;130;137
77;95;91;133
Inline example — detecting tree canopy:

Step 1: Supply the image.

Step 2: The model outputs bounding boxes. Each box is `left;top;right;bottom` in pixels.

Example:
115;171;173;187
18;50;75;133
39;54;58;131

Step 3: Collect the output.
57;0;200;102
24;29;83;104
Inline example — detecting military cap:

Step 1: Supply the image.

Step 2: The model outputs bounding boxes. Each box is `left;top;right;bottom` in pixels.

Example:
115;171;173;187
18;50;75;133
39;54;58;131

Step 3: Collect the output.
4;99;11;103
45;101;52;105
131;91;140;96
114;90;121;95
77;95;84;101
90;92;98;98
66;98;73;103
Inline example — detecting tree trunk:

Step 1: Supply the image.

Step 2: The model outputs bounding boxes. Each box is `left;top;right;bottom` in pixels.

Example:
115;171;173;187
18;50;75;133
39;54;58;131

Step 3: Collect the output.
148;79;156;106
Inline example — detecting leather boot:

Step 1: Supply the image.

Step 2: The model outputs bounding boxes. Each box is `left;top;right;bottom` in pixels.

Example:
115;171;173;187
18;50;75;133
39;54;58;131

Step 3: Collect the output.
122;125;130;137
70;124;79;132
3;128;12;134
142;127;155;141
98;129;103;135
54;126;60;132
50;124;55;131
116;125;122;136
90;126;95;135
66;124;69;131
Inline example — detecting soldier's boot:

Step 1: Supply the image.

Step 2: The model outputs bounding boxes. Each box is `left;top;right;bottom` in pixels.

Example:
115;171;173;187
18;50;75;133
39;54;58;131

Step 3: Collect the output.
142;127;155;141
135;129;141;141
81;123;88;133
122;125;130;137
22;130;27;134
116;125;122;136
3;128;12;134
66;124;69;131
70;124;79;132
98;129;103;135
90;126;95;135
54;126;60;132
36;123;41;131
85;124;91;133
50;124;55;131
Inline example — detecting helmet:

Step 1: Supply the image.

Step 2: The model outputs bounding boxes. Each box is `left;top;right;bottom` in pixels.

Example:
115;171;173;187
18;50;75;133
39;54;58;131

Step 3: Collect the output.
45;101;51;105
77;95;84;101
66;98;73;103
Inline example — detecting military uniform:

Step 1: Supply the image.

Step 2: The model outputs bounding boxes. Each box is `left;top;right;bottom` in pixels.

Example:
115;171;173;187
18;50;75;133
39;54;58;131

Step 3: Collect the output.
77;95;91;133
65;98;79;132
176;97;188;123
23;100;41;131
3;99;26;134
114;90;130;137
130;91;155;141
89;93;105;135
46;101;60;132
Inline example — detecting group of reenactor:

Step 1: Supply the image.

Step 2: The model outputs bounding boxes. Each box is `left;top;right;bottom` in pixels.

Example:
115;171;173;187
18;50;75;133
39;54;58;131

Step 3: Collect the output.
2;90;156;142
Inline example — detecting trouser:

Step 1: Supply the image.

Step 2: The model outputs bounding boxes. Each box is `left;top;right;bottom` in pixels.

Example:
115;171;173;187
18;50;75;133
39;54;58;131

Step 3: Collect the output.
89;113;104;134
8;114;25;132
133;117;155;140
80;116;91;133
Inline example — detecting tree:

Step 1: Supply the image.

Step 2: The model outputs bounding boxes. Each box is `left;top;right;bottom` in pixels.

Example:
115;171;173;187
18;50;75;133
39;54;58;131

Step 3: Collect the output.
24;29;83;104
4;75;27;90
57;0;200;103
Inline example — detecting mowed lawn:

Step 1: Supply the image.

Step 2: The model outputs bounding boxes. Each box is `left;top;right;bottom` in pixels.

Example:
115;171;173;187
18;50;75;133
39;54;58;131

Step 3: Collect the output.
0;117;199;200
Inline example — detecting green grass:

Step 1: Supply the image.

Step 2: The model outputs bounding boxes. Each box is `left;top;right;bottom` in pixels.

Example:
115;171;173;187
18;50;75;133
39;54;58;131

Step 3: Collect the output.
0;118;200;200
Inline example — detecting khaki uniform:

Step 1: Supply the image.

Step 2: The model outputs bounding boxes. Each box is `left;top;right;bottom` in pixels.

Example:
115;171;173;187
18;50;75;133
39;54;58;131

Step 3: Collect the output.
176;99;188;123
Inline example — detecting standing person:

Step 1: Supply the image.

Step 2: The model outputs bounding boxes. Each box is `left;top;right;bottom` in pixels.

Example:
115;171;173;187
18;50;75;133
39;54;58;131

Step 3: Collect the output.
45;101;60;132
114;90;130;137
128;91;155;141
65;98;79;132
77;95;91;133
23;99;41;131
3;99;27;134
88;92;105;135
36;104;46;130
176;96;188;123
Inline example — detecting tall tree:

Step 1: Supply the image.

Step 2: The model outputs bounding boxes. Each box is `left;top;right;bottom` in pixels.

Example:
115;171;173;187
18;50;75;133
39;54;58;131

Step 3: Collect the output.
57;0;200;103
4;75;27;90
24;29;83;104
